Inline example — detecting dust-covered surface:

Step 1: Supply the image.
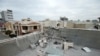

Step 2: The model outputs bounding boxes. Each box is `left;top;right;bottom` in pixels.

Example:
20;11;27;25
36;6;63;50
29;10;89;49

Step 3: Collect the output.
16;39;100;56
1;28;100;56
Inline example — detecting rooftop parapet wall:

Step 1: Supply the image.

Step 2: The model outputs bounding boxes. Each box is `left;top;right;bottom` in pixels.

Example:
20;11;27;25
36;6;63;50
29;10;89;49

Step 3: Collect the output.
0;32;41;56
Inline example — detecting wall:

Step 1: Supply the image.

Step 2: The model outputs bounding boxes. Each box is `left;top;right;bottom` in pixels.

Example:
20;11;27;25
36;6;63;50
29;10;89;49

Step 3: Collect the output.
74;24;85;28
0;32;41;56
66;22;74;28
85;23;94;29
41;19;68;28
45;28;100;49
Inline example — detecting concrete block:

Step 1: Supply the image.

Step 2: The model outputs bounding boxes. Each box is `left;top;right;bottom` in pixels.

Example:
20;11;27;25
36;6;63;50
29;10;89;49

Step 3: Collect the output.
82;47;91;52
29;44;36;49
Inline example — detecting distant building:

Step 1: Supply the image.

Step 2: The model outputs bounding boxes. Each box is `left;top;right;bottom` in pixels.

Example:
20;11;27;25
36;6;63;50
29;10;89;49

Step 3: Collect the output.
4;18;41;35
60;17;68;21
63;20;94;29
92;20;98;23
66;21;74;28
40;19;63;28
40;18;68;29
0;12;5;31
0;12;2;20
4;21;14;31
60;17;68;28
41;19;94;29
1;9;13;22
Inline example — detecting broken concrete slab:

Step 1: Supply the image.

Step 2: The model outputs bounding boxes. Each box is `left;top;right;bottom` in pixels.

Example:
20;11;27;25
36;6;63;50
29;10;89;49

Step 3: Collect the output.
82;47;91;52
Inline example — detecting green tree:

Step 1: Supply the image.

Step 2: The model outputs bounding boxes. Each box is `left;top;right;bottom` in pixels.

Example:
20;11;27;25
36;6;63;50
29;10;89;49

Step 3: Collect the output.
9;34;17;38
5;30;12;35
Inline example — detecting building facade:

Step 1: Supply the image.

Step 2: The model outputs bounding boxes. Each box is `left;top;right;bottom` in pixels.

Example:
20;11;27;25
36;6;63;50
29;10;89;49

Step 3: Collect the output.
73;21;94;29
0;11;5;31
1;9;13;22
41;19;94;29
4;18;41;35
40;19;68;28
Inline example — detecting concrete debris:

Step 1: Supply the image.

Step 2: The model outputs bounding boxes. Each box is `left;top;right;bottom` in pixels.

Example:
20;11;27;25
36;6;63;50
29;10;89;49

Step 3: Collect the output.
39;37;47;48
29;44;36;49
54;41;61;45
63;41;74;51
39;42;44;48
82;47;91;52
37;50;45;56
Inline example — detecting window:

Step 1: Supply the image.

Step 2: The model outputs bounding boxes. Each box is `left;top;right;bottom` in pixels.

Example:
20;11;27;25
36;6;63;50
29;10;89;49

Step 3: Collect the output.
34;26;37;30
22;26;28;30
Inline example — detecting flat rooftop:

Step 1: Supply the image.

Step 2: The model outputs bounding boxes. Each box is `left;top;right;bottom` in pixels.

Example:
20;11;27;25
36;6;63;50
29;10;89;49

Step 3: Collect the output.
1;28;100;56
15;39;100;56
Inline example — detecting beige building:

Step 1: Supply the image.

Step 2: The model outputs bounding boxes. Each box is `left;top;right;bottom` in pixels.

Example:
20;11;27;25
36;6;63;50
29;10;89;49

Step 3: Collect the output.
4;18;41;35
65;21;94;29
66;21;74;28
41;19;94;29
40;19;67;28
73;22;94;29
4;21;15;31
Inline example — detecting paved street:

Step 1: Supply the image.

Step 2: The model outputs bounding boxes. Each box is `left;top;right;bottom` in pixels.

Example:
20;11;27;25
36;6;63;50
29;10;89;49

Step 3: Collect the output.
0;32;10;40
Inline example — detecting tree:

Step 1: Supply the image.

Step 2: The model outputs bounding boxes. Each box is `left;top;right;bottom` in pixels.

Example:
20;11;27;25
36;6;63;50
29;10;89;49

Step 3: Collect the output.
60;17;68;21
9;34;17;38
60;17;68;27
92;20;98;23
86;20;90;22
5;30;12;35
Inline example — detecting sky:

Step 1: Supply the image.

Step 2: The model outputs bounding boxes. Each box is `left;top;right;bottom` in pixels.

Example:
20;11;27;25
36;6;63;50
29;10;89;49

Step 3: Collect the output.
0;0;100;21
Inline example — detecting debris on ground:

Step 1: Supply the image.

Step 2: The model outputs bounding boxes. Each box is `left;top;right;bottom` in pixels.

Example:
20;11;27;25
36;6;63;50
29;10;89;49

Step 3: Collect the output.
29;44;36;49
82;47;91;52
63;41;74;50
